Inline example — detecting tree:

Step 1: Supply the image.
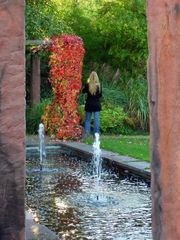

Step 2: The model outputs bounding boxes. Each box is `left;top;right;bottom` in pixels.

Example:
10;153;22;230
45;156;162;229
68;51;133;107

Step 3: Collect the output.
96;0;147;76
25;0;73;40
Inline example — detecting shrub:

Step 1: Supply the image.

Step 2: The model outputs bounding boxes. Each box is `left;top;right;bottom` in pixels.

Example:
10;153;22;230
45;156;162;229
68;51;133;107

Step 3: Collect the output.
100;104;131;134
26;99;51;134
78;104;86;125
102;87;128;107
78;103;133;135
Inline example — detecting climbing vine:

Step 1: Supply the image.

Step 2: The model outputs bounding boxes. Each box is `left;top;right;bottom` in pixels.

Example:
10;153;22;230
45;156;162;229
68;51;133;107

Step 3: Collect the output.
42;35;85;140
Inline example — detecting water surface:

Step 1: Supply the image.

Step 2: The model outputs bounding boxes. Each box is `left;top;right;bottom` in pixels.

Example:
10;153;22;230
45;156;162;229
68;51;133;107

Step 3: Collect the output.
26;153;152;240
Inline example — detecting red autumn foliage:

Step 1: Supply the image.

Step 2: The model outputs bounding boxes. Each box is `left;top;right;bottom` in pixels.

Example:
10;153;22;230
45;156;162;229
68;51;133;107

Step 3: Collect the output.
42;35;85;140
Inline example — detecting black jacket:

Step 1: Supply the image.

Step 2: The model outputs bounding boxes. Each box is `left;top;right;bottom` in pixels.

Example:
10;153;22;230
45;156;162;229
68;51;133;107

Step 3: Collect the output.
82;83;102;112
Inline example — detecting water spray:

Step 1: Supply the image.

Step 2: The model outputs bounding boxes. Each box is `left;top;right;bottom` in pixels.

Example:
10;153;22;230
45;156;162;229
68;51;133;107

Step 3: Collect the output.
38;123;46;168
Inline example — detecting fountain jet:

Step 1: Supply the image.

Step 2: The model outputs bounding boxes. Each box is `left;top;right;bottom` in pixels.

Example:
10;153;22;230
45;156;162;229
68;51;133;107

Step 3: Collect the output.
92;133;103;186
38;123;46;167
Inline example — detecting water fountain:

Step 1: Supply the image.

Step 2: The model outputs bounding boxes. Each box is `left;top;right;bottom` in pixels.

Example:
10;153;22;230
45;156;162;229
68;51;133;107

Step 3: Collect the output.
26;149;151;239
26;128;151;239
92;133;102;180
38;123;46;167
92;133;103;200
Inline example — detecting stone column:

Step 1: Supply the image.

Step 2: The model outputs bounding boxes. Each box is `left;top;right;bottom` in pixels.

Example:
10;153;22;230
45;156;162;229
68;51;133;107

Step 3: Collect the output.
29;54;41;107
0;1;25;239
147;1;180;239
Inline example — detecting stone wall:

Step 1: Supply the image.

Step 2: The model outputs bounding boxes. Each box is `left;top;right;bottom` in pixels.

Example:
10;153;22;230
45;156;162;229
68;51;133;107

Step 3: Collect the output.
147;1;180;239
0;1;25;239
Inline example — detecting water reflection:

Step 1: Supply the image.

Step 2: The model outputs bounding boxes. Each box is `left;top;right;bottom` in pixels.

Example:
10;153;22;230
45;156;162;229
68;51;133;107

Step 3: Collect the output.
26;153;152;240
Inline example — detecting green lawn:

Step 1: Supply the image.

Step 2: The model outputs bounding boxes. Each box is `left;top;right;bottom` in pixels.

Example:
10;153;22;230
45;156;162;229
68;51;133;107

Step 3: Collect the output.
82;135;150;162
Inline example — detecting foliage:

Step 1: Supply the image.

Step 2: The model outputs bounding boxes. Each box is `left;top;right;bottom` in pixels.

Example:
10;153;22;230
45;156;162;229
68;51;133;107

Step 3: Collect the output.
100;104;131;134
58;0;149;129
96;0;147;76
54;0;105;64
124;77;149;130
93;63;149;131
25;0;73;40
26;99;51;134
42;35;85;140
78;104;133;135
102;87;128;107
78;105;86;125
26;0;147;77
25;0;149;133
54;0;147;76
78;86;127;107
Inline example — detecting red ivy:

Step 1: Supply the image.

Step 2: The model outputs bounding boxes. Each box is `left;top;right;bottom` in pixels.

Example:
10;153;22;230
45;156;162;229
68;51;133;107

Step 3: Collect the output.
42;35;85;140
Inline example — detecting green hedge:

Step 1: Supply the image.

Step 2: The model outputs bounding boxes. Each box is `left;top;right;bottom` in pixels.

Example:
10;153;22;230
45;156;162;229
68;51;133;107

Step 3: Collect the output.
100;105;128;134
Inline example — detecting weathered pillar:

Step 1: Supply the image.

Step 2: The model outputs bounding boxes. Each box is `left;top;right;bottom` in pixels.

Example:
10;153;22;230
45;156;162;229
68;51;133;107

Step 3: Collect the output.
147;1;180;239
0;1;25;239
29;53;40;107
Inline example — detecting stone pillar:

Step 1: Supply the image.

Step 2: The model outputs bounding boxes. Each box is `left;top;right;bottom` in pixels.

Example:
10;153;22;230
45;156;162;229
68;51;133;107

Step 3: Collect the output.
147;1;180;239
0;1;25;239
29;54;41;107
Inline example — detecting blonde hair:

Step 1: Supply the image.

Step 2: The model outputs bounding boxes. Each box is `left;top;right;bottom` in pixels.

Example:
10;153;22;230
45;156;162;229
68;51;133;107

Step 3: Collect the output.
87;71;100;95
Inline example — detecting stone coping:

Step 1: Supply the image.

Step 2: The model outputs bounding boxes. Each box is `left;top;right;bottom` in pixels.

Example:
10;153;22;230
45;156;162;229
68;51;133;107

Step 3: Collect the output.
26;211;60;240
26;140;151;181
52;141;151;181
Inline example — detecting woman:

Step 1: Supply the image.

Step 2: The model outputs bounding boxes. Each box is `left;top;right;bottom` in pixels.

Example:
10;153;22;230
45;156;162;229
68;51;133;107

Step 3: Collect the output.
82;71;102;137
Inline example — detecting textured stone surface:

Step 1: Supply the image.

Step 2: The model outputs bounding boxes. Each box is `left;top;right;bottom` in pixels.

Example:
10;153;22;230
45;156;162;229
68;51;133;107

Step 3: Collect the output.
0;1;25;239
26;212;60;240
147;1;180;239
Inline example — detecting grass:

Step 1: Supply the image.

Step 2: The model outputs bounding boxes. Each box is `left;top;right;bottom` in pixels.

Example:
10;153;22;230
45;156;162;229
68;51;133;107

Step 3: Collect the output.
82;135;150;162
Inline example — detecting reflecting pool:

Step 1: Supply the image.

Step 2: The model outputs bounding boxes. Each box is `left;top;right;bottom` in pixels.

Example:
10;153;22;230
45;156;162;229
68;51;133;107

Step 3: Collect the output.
26;152;152;240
